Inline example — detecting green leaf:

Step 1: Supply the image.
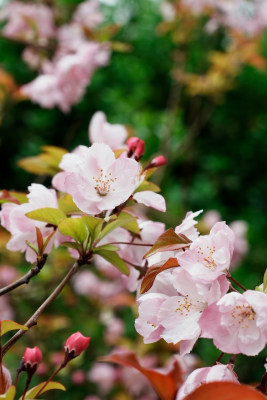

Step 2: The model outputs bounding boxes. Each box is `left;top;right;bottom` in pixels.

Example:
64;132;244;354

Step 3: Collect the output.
9;191;28;204
26;208;66;226
93;244;119;252
82;216;104;241
144;229;191;259
58;194;80;214
61;241;83;250
135;180;160;193
0;386;16;399
58;218;88;243
25;241;38;256
18;146;67;176
20;381;66;399
95;249;129;275
98;212;139;240
1;320;28;336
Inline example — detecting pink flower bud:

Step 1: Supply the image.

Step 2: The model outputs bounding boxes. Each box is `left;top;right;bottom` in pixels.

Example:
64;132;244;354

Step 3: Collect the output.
65;332;90;357
23;346;43;368
126;137;140;152
134;139;145;160
150;155;166;167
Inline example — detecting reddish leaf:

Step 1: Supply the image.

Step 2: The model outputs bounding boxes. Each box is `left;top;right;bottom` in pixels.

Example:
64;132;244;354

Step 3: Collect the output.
140;258;179;294
184;382;267;400
35;227;44;254
99;351;184;400
0;190;20;205
143;229;191;259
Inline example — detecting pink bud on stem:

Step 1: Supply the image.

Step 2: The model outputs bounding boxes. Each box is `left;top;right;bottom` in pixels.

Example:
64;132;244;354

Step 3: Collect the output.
20;347;43;400
144;155;166;170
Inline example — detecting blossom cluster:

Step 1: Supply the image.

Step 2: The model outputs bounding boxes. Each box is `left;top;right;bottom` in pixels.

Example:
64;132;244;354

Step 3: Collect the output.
136;212;267;357
0;1;110;112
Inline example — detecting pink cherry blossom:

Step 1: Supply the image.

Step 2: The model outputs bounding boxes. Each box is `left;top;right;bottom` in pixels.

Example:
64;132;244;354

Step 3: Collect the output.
0;183;62;263
230;220;249;268
175;210;202;241
177;364;239;400
133;191;166;212
54;143;139;215
89;111;128;150
0;1;55;44
177;221;235;283
136;269;229;354
88;363;118;394
199;290;267;356
73;0;104;29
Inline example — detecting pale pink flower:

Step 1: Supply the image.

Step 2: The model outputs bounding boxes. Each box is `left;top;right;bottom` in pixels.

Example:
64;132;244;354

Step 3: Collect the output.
177;222;235;283
0;296;14;320
161;2;176;21
88;363;118;393
230;220;249;267
55;143;139;215
175;210;202;241
0;364;12;395
136;269;229;355
199;290;267;356
176;364;239;400
0;1;55;44
0;183;62;263
133;191;166;212
202;210;221;230
73;0;104;29
89;111;127;150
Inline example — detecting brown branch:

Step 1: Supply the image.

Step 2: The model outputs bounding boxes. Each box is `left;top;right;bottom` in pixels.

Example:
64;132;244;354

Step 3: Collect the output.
0;255;48;296
2;260;84;356
228;276;247;292
107;242;153;247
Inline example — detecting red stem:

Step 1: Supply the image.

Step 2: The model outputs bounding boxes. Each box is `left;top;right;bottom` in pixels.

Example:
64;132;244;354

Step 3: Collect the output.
228;276;247;291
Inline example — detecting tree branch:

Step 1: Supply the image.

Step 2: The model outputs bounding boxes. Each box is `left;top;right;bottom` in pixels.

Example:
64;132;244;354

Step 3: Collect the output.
0;255;48;297
2;260;84;356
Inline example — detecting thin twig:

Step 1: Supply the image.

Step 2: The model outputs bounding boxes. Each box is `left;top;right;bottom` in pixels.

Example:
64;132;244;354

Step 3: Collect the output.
0;255;48;296
2;261;84;356
228;276;247;292
107;242;153;247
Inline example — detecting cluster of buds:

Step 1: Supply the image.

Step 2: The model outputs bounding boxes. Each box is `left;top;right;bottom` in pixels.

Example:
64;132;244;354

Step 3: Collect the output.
126;137;145;161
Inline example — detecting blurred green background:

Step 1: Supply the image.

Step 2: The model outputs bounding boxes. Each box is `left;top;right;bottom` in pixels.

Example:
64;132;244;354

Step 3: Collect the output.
1;0;267;398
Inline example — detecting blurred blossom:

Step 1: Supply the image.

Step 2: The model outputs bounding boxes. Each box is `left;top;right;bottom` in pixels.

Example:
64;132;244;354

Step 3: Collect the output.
88;363;118;393
160;2;176;21
0;295;14;320
0;265;17;286
100;312;124;344
202;210;221;230
230;220;249;267
0;2;55;44
72;370;86;385
73;0;104;29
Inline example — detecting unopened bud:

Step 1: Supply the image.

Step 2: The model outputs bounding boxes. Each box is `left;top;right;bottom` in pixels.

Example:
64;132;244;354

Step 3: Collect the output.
126;137;140;153
23;346;42;368
65;332;90;358
150;155;166;167
134;140;145;161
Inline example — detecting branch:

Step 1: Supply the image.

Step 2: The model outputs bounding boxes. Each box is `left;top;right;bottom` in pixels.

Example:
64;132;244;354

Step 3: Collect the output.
2;260;84;356
0;255;48;296
107;242;154;247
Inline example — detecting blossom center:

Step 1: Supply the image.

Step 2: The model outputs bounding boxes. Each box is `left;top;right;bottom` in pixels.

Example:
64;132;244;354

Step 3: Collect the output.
93;169;117;196
231;303;255;328
175;295;206;316
197;245;216;270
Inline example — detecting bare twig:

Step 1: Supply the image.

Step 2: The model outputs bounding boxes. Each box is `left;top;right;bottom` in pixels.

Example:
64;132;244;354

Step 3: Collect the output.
2;260;84;356
0;255;48;296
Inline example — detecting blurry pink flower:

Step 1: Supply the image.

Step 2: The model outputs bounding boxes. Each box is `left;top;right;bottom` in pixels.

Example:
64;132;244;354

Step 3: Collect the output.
175;210;202;241
0;296;14;321
199;290;267;356
72;370;86;385
0;183;62;263
202;210;221;230
89;111;127;150
21;42;110;112
230;220;249;267
56;143;139;215
177;222;235;283
88;363;118;393
0;1;55;44
161;2;176;21
0;265;17;286
73;0;104;29
176;364;239;400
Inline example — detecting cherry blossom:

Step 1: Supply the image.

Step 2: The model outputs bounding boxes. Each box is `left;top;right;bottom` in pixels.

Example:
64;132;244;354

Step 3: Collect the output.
73;0;104;29
199;290;267;356
135;269;229;355
177;221;235;283
177;363;239;400
0;183;62;263
54;143;139;215
0;1;55;44
175;210;203;241
133;191;166;212
89;111;128;150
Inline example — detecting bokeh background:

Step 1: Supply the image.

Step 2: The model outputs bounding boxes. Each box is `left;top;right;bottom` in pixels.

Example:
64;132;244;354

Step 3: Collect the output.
0;0;267;399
